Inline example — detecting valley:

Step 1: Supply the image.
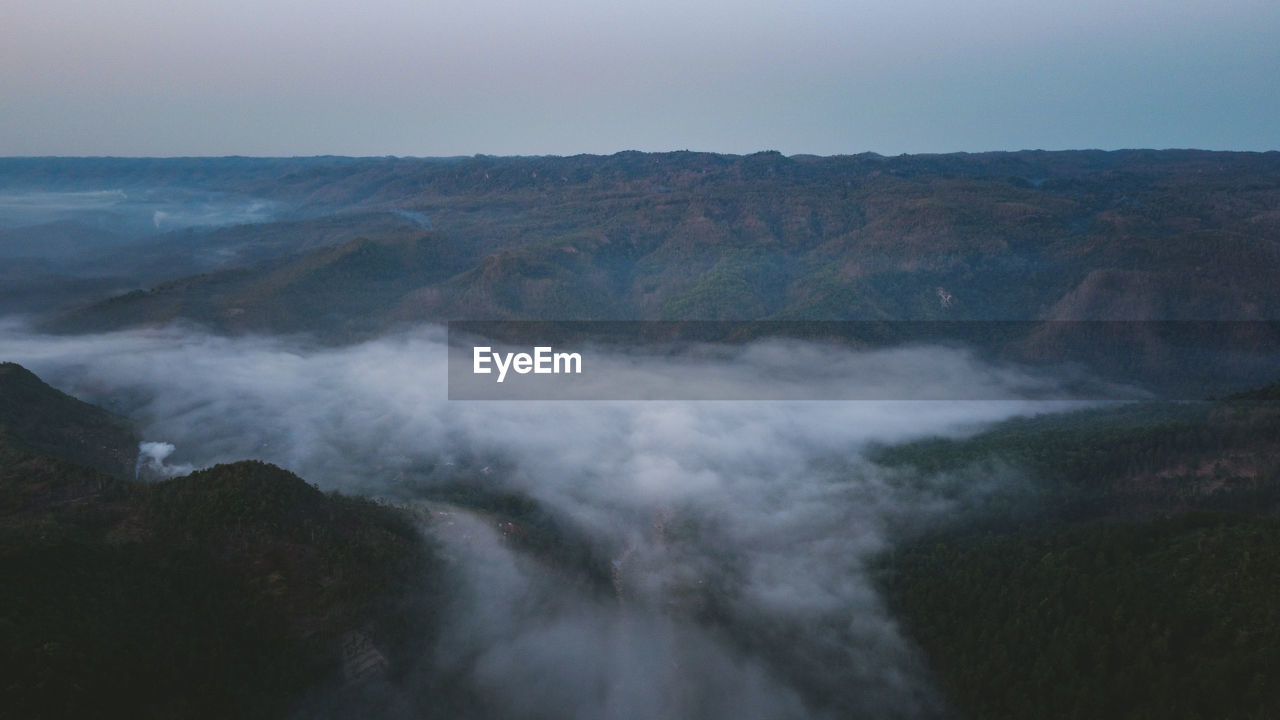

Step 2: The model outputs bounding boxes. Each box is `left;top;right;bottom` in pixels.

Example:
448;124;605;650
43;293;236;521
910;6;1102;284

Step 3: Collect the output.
2;151;1278;719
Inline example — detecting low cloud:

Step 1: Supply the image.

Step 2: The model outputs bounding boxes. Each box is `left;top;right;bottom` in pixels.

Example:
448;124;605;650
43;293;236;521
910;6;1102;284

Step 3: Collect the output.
0;188;275;233
135;440;195;480
1;319;1085;718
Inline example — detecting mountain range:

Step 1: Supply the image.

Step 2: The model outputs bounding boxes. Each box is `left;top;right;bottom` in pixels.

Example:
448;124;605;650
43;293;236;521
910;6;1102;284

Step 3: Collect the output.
1;150;1272;338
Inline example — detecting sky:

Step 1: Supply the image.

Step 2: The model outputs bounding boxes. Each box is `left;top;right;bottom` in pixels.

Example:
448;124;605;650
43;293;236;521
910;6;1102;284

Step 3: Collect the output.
2;0;1278;157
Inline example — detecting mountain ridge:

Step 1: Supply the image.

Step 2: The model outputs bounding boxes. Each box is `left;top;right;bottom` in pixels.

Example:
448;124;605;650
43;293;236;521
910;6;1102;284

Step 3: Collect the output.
36;150;1280;336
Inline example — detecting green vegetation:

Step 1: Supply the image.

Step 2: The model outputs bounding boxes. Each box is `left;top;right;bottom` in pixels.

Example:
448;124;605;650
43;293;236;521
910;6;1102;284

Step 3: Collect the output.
1;460;440;720
660;249;789;319
41;150;1280;336
881;515;1280;720
873;390;1280;518
0;362;137;478
875;383;1280;719
0;364;441;719
7;144;1280;718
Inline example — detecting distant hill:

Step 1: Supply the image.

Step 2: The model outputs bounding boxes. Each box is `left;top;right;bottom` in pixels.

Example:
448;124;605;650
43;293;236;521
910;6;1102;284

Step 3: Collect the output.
36;150;1279;337
0;210;440;314
53;231;476;338
872;382;1280;521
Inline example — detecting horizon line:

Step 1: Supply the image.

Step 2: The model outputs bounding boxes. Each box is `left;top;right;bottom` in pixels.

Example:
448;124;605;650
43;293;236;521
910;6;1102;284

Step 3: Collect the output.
3;147;1279;161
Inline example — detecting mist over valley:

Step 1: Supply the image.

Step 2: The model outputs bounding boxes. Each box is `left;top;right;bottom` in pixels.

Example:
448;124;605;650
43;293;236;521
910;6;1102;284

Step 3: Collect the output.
3;152;1280;719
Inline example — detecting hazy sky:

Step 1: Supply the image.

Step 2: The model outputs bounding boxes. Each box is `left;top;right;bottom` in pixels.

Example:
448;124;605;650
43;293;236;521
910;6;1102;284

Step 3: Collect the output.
2;0;1277;156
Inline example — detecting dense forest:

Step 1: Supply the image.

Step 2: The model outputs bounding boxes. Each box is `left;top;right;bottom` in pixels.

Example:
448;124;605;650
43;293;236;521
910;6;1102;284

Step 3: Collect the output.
874;383;1280;719
3;150;1279;718
5;359;1280;718
2;151;1276;335
0;364;443;719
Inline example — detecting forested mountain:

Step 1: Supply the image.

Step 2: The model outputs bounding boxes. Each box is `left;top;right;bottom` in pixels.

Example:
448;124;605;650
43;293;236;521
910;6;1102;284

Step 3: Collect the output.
4;151;1280;718
0;364;441;719
874;383;1280;719
0;361;137;478
3;150;1275;336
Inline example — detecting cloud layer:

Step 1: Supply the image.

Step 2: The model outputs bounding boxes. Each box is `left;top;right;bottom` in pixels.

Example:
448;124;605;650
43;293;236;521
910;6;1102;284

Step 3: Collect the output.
2;320;1078;717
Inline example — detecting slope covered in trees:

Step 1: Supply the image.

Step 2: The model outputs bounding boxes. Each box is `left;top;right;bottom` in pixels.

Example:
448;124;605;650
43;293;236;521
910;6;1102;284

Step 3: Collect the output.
0;365;441;719
875;383;1280;719
0;361;137;478
10;150;1275;336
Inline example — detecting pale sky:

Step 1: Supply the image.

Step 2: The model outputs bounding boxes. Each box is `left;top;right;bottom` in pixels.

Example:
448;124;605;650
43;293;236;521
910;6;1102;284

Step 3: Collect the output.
2;0;1277;156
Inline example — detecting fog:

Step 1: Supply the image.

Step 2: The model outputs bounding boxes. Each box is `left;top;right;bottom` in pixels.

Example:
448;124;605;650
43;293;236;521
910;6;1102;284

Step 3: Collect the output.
0;319;1085;718
0;187;295;315
135;440;195;480
0;187;276;235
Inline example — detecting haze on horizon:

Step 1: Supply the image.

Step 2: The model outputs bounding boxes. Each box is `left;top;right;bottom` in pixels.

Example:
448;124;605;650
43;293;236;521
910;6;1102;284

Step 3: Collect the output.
1;0;1278;157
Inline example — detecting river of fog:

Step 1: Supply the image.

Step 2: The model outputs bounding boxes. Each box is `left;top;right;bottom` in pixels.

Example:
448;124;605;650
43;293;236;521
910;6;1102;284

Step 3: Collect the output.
1;319;1091;719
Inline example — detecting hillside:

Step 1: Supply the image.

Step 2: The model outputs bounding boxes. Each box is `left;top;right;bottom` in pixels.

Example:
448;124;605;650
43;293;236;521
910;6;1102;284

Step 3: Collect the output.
54;232;475;337
873;382;1280;720
0;361;137;478
873;382;1280;519
0;210;440;315
27;150;1279;337
6;151;1280;717
0;364;441;719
